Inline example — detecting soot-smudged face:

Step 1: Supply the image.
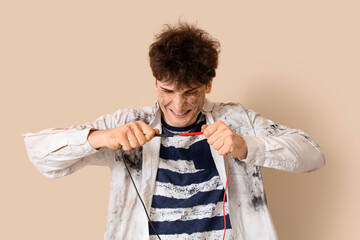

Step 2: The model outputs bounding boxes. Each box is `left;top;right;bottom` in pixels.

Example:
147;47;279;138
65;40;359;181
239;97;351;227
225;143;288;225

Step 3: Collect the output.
154;79;212;127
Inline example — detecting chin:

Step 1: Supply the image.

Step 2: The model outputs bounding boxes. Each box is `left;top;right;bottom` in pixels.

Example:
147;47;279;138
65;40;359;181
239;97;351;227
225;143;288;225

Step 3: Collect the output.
169;120;186;127
172;116;197;127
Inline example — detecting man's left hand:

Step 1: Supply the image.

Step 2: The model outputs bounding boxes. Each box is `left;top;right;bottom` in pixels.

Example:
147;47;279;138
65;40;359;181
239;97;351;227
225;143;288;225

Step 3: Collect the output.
202;121;248;159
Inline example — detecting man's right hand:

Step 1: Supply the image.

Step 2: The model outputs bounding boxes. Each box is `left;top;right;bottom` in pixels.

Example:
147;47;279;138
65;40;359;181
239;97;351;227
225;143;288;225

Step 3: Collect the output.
88;121;160;150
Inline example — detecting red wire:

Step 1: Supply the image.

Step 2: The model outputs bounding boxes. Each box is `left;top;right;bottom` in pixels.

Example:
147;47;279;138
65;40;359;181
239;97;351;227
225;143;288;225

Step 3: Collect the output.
223;153;229;240
179;131;204;136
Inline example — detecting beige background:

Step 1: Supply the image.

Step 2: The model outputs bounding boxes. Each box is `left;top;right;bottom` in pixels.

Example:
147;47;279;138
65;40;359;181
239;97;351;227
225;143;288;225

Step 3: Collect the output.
1;0;359;239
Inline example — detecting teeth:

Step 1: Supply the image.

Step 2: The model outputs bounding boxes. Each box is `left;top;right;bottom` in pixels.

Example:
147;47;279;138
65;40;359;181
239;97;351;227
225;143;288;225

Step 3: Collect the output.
172;110;188;116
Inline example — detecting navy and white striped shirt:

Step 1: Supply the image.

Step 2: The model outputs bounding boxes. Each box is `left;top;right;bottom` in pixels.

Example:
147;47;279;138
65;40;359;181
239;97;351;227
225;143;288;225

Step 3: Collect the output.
149;114;232;240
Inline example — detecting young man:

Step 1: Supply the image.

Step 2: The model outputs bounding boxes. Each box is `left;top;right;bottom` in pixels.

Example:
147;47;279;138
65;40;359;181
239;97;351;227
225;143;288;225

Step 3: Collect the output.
23;23;325;240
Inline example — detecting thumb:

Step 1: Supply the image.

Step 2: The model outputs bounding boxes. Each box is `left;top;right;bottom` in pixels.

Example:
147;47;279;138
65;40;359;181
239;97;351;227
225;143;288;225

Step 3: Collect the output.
201;124;208;132
144;128;160;141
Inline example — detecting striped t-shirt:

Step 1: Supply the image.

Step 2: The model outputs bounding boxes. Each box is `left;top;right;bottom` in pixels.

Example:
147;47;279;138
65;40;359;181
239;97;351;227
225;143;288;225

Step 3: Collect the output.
149;113;232;240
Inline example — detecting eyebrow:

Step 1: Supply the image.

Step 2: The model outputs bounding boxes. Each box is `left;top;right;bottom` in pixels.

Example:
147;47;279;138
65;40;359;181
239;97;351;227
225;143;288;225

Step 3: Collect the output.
159;86;201;93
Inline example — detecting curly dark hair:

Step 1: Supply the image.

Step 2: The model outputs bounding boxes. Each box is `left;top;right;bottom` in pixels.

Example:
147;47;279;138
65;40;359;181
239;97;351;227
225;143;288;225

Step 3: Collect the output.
149;22;220;89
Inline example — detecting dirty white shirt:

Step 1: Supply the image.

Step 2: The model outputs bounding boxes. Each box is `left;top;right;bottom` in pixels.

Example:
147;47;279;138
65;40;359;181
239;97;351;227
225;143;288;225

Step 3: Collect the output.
23;98;325;240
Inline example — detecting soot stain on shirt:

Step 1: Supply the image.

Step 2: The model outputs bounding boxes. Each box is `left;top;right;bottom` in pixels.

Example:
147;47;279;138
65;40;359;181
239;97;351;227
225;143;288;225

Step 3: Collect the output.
223;116;237;131
244;166;266;211
252;168;262;180
302;134;320;148
128;110;153;124
114;147;143;170
251;195;265;211
233;157;246;165
264;124;289;136
219;102;237;107
266;124;279;135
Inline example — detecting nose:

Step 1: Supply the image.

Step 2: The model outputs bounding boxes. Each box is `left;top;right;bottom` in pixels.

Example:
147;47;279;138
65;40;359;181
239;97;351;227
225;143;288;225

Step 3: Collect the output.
172;93;186;112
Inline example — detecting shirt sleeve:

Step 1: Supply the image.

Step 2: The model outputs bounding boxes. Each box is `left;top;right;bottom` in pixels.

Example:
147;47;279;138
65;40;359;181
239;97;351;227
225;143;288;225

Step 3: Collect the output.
23;110;129;178
241;109;325;173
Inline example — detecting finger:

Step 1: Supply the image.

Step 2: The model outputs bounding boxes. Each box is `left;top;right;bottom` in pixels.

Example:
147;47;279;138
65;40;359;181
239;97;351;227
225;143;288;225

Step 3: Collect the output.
218;146;229;156
203;123;217;137
207;128;224;145
131;122;148;146
207;133;222;146
207;124;230;145
212;138;225;151
105;129;123;149
118;134;132;151
137;121;157;141
126;128;141;149
218;139;232;155
203;121;224;137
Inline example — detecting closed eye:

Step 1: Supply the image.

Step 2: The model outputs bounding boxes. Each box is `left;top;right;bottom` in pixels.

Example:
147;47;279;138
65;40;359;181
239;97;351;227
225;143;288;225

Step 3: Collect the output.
159;86;200;94
162;89;174;93
184;87;200;95
185;90;197;95
159;87;174;93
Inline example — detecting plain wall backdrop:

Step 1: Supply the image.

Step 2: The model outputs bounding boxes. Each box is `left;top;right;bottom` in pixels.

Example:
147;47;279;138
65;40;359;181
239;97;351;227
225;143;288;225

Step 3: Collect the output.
1;0;359;239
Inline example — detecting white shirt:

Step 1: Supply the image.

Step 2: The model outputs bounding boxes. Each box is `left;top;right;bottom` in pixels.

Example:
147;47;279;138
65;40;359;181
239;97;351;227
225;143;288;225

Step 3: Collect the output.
23;98;325;240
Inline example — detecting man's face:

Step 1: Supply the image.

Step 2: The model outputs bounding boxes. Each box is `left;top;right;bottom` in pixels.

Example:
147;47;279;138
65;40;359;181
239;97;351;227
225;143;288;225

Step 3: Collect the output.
154;79;212;127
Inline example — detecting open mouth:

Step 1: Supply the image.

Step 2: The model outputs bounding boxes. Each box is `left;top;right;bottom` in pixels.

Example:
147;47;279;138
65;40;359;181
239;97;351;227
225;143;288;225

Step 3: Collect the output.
170;109;191;118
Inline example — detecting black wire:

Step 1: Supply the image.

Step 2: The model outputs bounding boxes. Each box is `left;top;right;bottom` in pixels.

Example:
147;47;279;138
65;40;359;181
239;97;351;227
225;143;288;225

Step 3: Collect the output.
123;159;162;240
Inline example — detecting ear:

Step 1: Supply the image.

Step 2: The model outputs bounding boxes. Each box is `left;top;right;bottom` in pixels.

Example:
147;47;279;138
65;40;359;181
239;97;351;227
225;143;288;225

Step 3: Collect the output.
154;78;158;92
205;78;213;94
